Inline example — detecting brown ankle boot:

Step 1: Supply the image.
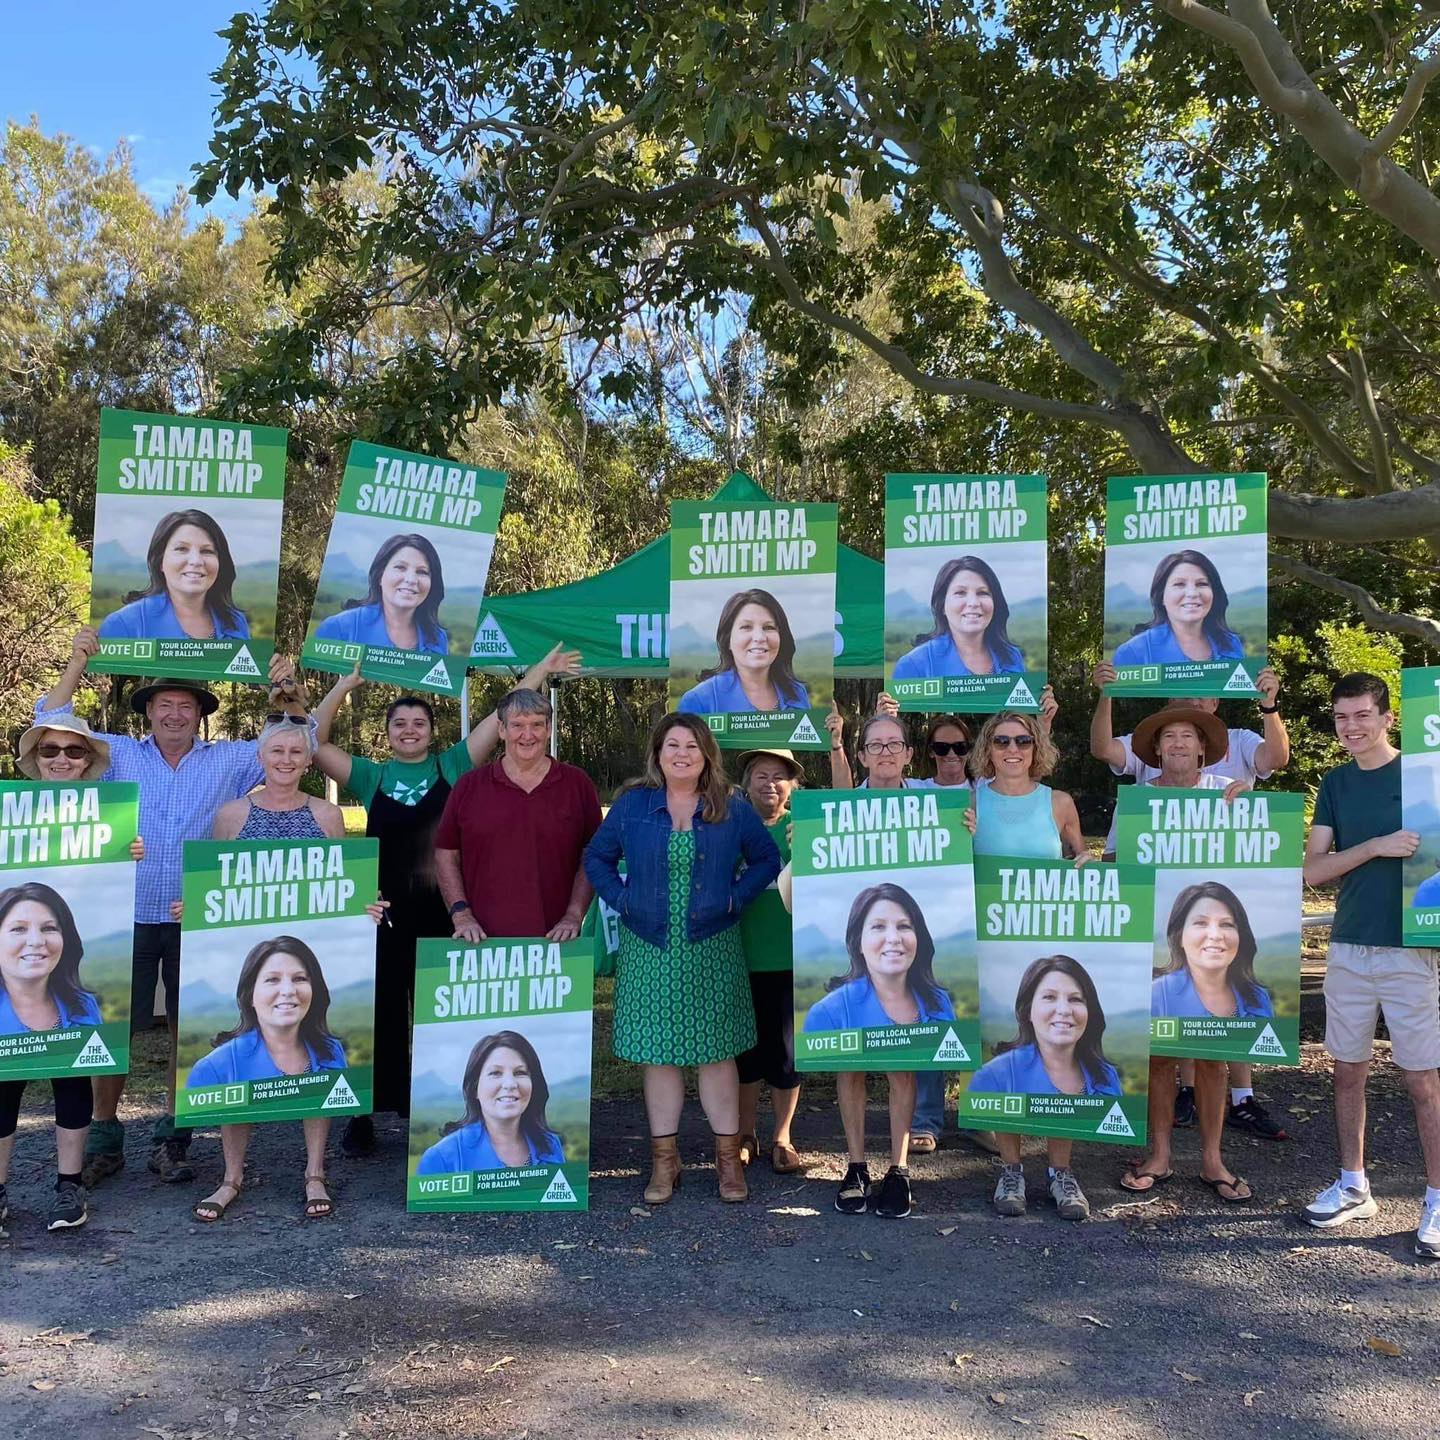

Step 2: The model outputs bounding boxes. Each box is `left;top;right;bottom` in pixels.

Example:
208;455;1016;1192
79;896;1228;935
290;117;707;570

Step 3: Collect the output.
644;1135;682;1205
715;1133;748;1202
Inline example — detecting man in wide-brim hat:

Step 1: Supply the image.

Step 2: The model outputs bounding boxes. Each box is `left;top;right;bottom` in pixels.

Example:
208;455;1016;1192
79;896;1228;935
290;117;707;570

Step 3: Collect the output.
32;626;307;1190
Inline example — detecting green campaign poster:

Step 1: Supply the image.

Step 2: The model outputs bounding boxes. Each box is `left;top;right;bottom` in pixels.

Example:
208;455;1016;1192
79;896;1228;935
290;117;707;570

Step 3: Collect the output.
791;787;978;1072
958;859;1152;1145
1116;788;1302;1063
1103;472;1267;698
303;440;507;697
175;838;379;1125
1401;666;1440;945
407;938;592;1212
0;782;138;1081
90;408;287;683
668;499;838;749
884;473;1047;713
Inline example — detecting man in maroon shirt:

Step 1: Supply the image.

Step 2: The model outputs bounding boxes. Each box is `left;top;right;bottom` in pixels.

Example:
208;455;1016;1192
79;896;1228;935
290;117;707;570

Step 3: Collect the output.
434;687;601;940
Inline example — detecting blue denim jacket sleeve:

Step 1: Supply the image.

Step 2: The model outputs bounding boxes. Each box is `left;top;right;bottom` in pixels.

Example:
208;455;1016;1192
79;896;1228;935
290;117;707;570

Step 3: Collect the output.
728;799;783;913
582;798;631;916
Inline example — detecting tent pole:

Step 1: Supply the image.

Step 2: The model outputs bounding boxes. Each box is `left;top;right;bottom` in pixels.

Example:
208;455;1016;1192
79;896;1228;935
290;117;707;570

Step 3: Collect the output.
459;675;470;736
549;680;559;758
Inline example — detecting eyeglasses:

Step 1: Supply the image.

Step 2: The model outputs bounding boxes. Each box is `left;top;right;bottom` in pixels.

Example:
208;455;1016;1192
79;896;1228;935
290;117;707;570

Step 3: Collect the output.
862;740;908;756
265;713;310;726
929;740;970;758
992;734;1035;750
37;743;92;760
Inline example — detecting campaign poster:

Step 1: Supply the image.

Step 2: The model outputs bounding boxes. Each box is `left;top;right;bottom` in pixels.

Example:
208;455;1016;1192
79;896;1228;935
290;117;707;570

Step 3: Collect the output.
791;787;978;1072
668;500;837;750
303;440;507;697
407;938;592;1212
1402;666;1440;945
1116;788;1302;1064
884;473;1047;713
175;838;379;1125
958;859;1152;1145
1103;472;1267;698
90;408;287;683
0;782;138;1081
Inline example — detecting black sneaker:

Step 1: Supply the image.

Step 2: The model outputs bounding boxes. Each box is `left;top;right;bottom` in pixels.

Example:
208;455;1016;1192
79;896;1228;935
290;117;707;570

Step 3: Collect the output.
1226;1096;1288;1141
147;1139;196;1183
341;1115;376;1157
47;1181;88;1231
871;1165;912;1219
1173;1085;1197;1129
834;1162;872;1215
0;1180;9;1223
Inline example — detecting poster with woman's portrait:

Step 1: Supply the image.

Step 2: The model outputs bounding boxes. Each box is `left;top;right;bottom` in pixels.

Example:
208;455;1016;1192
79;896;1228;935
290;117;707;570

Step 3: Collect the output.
90;408;287;683
1116;786;1302;1063
791;787;978;1071
303;441;508;697
175;838;379;1126
668;500;837;750
884;473;1048;713
958;858;1153;1145
1103;472;1267;698
1402;667;1440;946
0;781;138;1081
407;938;592;1212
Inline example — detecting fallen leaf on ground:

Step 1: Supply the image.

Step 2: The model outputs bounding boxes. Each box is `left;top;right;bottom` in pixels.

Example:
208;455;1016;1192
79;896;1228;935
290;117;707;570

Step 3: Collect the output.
342;1293;360;1301
628;1206;651;1218
949;1301;960;1313
1243;1390;1263;1407
601;1355;618;1369
989;1392;1006;1405
1079;1314;1112;1329
100;1253;120;1264
953;1353;973;1367
1238;1331;1259;1340
937;1226;956;1236
484;1356;516;1373
860;1250;874;1261
31;1380;56;1392
1367;1337;1403;1357
1173;1367;1201;1384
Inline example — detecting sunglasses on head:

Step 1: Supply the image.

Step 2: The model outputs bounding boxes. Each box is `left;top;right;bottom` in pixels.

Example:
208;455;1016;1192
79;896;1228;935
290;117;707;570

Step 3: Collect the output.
992;733;1035;750
37;743;92;760
929;740;970;758
265;713;310;726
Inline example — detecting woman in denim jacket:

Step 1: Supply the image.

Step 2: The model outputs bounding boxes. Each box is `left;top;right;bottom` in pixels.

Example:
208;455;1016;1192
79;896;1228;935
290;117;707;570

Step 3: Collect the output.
585;714;782;1205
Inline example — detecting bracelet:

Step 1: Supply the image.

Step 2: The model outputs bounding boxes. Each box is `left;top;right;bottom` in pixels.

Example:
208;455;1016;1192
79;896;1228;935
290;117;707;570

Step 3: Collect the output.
449;899;472;916
1258;702;1280;714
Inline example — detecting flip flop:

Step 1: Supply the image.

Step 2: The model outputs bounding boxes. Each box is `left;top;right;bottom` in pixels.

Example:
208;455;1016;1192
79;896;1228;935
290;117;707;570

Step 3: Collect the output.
1200;1173;1254;1205
1118;1167;1174;1193
909;1132;938;1155
771;1142;805;1174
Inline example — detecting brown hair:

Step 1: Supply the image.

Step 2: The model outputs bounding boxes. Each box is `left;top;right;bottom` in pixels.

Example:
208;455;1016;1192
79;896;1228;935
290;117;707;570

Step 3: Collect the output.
629;713;731;823
970;711;1057;781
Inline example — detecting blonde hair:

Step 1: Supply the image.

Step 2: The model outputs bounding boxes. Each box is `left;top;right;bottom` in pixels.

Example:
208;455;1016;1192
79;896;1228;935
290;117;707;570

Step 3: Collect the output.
632;713;731;823
971;711;1057;781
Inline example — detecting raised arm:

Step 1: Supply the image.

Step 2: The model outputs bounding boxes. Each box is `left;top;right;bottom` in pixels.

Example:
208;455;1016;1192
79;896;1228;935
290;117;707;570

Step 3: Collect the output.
827;706;856;788
465;642;583;766
1088;662;1126;770
1253;667;1291;775
312;665;363;788
39;627;98;714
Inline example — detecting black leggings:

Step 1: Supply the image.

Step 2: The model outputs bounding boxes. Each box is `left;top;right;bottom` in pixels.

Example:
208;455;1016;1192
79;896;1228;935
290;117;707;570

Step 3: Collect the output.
0;1078;94;1137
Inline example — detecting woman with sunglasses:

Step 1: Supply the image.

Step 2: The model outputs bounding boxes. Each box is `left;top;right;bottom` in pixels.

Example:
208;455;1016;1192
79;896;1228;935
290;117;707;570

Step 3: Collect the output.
965;711;1094;1221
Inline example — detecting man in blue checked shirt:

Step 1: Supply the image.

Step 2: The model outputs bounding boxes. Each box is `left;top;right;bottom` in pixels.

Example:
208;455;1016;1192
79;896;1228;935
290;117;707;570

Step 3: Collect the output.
36;627;311;1189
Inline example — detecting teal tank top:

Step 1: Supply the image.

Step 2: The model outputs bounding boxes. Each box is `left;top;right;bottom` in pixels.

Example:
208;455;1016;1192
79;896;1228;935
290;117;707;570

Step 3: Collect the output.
974;782;1062;859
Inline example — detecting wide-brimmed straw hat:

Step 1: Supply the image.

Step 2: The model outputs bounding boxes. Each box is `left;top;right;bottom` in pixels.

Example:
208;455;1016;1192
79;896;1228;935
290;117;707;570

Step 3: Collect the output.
734;747;805;779
17;713;112;781
1131;706;1229;769
130;678;219;717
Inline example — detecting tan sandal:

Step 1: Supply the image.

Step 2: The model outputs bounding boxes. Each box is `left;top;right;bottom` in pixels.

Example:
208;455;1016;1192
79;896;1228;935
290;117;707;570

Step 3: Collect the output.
193;1179;241;1222
302;1173;334;1220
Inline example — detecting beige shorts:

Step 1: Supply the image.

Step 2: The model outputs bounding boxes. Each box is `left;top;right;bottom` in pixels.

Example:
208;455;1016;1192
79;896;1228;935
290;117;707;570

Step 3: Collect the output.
1324;942;1440;1070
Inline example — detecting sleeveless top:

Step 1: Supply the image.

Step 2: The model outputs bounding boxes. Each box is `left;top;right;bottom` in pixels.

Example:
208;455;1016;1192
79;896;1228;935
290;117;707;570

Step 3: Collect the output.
974;782;1062;859
237;800;327;840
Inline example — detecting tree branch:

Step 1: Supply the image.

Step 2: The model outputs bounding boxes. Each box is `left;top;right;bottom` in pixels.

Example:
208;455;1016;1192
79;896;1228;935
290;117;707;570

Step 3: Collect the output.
1369;51;1440;158
1345;345;1396;491
1272;552;1440;646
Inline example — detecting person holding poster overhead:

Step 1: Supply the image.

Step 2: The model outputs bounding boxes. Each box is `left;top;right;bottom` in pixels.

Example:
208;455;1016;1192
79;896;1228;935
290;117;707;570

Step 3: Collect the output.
584;714;781;1206
1303;673;1440;1259
312;644;580;1157
313;532;449;656
675;588;812;714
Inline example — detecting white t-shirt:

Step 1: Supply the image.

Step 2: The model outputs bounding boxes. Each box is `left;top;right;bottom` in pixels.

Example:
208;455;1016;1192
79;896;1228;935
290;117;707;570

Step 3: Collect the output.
1103;770;1232;856
1112;727;1270;785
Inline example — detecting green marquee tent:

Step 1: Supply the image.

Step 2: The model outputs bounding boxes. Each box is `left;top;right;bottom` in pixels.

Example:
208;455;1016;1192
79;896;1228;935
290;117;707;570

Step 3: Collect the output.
469;471;883;679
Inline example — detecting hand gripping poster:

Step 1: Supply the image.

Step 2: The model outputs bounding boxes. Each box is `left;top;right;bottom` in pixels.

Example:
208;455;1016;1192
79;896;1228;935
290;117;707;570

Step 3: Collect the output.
303;441;507;697
791;787;978;1072
958;859;1152;1145
884;473;1047;713
90;408;287;683
668;500;837;750
1116;788;1302;1064
407;938;593;1212
176;838;379;1125
1103;472;1267;698
1402;666;1440;945
0;781;138;1081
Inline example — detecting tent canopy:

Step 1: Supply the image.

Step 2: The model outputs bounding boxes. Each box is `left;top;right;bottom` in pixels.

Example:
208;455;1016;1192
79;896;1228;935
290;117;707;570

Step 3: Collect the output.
470;472;883;679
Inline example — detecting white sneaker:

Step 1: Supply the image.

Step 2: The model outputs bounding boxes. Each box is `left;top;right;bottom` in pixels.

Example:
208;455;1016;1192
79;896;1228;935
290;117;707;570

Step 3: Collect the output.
1303;1178;1378;1229
993;1164;1026;1217
1416;1200;1440;1260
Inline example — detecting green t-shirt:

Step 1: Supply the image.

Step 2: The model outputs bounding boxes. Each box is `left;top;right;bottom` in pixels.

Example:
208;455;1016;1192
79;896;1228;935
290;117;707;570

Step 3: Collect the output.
346;738;472;810
741;814;793;974
1313;754;1403;947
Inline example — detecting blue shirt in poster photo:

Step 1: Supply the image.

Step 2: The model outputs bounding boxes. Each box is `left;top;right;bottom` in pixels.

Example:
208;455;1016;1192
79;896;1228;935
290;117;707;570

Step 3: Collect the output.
186;1028;347;1087
99;591;250;642
1151;967;1273;1019
802;974;957;1032
968;1042;1122;1097
1413;871;1440;909
0;986;101;1036
675;669;810;715
313;603;449;657
1112;622;1243;667
891;632;1023;680
416;1122;566;1174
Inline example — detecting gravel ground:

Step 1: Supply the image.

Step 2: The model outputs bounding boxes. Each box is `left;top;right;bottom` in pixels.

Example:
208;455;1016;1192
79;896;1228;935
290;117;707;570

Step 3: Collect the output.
4;1017;1439;1439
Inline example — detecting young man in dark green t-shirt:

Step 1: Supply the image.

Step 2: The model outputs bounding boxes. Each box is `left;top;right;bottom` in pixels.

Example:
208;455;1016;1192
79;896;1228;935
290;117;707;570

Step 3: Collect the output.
1303;672;1440;1258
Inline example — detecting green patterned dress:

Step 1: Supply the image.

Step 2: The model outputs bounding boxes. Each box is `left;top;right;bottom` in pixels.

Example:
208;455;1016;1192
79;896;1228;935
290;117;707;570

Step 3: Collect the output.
613;830;757;1065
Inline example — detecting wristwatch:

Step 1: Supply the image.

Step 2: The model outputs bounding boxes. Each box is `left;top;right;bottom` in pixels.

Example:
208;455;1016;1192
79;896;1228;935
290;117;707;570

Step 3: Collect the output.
449;899;472;916
1258;702;1280;714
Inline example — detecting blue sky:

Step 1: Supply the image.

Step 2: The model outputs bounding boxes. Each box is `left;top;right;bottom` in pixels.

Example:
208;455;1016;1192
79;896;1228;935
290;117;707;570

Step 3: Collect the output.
1;2;247;211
